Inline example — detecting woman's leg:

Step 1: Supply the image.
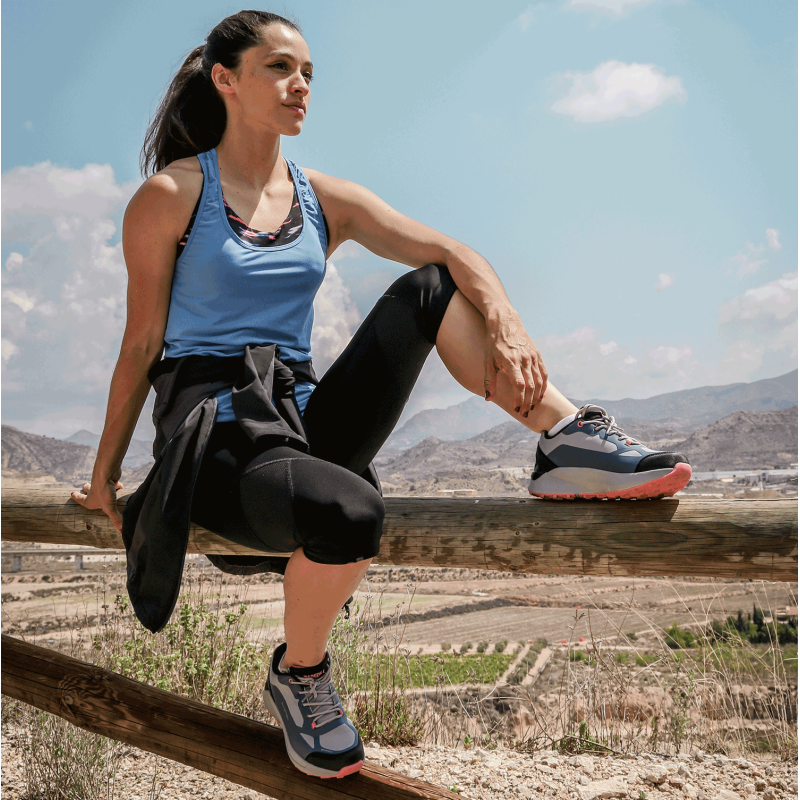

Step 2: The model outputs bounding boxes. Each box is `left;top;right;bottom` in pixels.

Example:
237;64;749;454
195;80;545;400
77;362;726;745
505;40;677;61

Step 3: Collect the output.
435;289;579;433
281;550;371;667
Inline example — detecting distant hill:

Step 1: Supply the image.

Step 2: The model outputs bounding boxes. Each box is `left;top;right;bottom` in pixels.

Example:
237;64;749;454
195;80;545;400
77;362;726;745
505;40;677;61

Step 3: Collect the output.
587;370;798;427
377;405;798;494
2;425;154;488
386;370;798;450
2;426;97;487
674;406;798;471
64;429;153;468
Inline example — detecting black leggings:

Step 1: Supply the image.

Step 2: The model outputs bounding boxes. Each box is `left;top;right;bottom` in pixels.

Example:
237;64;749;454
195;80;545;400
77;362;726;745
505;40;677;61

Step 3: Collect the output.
190;264;458;565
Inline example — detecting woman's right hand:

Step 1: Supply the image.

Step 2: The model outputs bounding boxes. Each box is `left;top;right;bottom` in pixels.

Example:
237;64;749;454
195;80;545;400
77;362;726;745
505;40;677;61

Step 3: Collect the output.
71;478;125;533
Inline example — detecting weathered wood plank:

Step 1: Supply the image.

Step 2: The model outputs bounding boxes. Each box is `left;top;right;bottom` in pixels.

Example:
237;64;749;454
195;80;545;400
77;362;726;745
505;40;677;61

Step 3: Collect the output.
1;634;458;800
2;490;796;580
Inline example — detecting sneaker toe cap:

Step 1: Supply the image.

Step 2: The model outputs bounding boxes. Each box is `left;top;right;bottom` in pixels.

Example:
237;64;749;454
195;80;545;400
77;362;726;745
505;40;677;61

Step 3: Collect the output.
634;452;690;472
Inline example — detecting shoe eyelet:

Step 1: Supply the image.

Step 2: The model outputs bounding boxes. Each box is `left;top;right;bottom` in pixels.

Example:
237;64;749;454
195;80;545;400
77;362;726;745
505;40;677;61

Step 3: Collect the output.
577;421;584;428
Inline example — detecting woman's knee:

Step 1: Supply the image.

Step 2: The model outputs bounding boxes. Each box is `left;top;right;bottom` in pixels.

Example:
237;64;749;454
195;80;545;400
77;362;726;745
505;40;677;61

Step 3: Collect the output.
294;469;386;563
384;264;458;343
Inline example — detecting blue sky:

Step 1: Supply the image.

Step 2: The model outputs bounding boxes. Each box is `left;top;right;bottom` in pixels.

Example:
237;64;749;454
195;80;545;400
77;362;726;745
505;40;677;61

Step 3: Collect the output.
2;0;797;439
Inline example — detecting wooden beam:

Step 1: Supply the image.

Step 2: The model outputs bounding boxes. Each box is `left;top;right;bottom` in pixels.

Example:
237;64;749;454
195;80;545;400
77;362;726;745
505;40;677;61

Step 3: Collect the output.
1;634;458;800
2;489;796;581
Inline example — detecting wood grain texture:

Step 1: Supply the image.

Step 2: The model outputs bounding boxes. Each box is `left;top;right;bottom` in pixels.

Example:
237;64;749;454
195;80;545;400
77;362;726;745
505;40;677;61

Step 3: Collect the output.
1;635;458;800
2;490;796;580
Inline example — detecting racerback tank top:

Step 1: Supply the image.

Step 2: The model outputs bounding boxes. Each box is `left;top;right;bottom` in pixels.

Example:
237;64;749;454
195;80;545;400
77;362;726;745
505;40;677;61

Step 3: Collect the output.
163;149;328;421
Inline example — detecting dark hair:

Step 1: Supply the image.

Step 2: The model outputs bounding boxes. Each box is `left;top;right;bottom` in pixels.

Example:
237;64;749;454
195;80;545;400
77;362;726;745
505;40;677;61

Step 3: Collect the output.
140;10;301;177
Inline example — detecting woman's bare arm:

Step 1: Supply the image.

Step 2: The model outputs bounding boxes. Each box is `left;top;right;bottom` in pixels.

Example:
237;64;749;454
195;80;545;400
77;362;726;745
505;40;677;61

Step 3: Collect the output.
71;162;201;531
304;169;547;410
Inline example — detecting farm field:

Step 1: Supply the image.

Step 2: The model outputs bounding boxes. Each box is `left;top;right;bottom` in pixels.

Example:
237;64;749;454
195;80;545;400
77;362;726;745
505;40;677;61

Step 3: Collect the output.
1;559;794;658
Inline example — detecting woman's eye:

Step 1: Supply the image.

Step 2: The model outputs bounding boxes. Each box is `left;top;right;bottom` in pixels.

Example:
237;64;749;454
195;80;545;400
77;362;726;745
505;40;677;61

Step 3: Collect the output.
304;73;314;83
271;62;287;70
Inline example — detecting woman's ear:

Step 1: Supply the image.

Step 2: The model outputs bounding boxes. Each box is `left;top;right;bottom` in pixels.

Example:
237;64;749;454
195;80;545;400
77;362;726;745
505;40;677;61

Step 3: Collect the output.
211;63;237;96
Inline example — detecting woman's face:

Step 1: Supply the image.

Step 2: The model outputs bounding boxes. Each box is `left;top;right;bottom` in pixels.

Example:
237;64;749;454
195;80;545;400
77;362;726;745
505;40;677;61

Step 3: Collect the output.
213;24;313;137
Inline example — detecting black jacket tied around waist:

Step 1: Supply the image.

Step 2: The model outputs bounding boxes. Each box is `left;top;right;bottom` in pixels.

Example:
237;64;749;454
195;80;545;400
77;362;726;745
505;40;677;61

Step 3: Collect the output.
121;344;318;633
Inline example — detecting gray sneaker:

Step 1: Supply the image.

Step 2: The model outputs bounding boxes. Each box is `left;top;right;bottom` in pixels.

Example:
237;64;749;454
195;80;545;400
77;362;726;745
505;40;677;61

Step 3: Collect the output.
263;642;364;778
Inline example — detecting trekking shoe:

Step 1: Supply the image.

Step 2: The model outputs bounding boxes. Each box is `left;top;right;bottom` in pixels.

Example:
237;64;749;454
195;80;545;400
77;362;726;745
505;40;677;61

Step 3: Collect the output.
528;404;691;500
263;642;364;778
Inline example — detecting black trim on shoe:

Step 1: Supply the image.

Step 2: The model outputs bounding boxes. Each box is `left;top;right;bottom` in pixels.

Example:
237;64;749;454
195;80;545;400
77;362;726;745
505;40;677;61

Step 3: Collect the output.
306;742;365;770
634;452;689;473
531;446;558;480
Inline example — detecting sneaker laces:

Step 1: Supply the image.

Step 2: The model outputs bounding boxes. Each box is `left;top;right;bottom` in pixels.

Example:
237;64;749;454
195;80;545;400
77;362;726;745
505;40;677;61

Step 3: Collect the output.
292;668;345;729
577;404;641;446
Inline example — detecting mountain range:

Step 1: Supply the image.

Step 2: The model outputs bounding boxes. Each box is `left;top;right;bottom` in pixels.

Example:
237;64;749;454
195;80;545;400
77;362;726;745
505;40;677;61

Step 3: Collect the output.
1;371;796;492
385;369;798;449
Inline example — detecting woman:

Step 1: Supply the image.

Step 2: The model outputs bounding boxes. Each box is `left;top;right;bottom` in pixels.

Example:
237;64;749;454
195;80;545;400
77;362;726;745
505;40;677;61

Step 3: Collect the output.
72;11;690;779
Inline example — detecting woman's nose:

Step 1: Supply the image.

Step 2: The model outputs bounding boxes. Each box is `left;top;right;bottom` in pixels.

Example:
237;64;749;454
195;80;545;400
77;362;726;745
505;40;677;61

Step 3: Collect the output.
291;71;310;95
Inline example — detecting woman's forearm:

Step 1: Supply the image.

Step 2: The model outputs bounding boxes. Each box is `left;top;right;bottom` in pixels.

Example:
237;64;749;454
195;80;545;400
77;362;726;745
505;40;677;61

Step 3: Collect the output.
91;346;157;484
441;242;520;331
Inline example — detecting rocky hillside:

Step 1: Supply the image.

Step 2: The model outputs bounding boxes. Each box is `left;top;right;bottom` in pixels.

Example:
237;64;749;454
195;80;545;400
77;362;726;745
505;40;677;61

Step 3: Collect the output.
674;405;798;471
388;369;798;449
376;406;798;494
1;426;97;486
1;425;153;488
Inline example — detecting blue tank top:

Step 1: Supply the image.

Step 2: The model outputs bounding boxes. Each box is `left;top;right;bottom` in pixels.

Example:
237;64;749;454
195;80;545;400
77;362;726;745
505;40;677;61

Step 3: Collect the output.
163;149;327;420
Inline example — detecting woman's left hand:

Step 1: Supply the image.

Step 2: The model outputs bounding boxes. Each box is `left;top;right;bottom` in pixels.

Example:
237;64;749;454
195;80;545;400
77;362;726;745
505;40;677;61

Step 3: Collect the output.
483;312;548;416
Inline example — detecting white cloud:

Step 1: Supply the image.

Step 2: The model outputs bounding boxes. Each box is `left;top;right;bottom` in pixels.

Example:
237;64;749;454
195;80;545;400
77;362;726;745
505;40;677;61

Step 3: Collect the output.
3;289;36;313
1;161;136;434
655;273;674;291
310;262;362;375
649;344;692;369
540;326;700;398
714;273;797;383
331;239;369;260
566;0;655;13
2;161;137;243
2;339;20;363
552;61;686;122
5;252;24;270
766;228;781;250
517;7;536;31
729;230;783;278
719;273;797;327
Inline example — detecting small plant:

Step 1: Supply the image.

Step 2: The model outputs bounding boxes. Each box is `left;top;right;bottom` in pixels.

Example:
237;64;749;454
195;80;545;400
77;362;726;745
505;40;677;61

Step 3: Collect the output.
639;791;647;800
440;642;452;652
477;641;488;654
460;642;472;654
615;652;628;665
463;733;474;748
570;649;585;662
626;631;638;641
494;639;507;654
664;622;695;649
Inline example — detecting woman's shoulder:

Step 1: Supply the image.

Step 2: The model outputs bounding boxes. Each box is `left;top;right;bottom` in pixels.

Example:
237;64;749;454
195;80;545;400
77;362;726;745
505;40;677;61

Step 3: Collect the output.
127;157;203;223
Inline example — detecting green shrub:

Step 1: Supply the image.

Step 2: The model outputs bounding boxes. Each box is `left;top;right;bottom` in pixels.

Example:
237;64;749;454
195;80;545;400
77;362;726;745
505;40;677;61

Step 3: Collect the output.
664;622;695;650
440;642;452;652
460;642;472;654
494;639;507;654
570;649;585;662
477;641;488;654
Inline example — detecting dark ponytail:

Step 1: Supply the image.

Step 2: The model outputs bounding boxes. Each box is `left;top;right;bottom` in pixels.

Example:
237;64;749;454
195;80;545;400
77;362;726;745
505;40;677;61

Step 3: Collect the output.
141;10;301;177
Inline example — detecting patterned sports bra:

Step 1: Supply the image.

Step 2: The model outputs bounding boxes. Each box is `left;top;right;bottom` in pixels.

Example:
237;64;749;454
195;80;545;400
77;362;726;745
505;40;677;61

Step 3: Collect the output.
177;180;305;257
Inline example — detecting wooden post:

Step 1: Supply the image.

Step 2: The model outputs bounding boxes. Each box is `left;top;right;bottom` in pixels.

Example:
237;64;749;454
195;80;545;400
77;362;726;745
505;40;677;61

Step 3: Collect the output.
1;635;458;800
2;490;796;580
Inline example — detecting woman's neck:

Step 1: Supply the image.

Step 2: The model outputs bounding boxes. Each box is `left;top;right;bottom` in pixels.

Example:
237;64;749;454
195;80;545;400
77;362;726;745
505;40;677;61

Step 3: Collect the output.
215;124;287;191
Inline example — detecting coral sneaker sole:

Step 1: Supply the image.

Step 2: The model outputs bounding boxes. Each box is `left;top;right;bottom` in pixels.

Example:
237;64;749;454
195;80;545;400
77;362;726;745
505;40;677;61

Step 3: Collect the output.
529;463;691;501
263;687;364;779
